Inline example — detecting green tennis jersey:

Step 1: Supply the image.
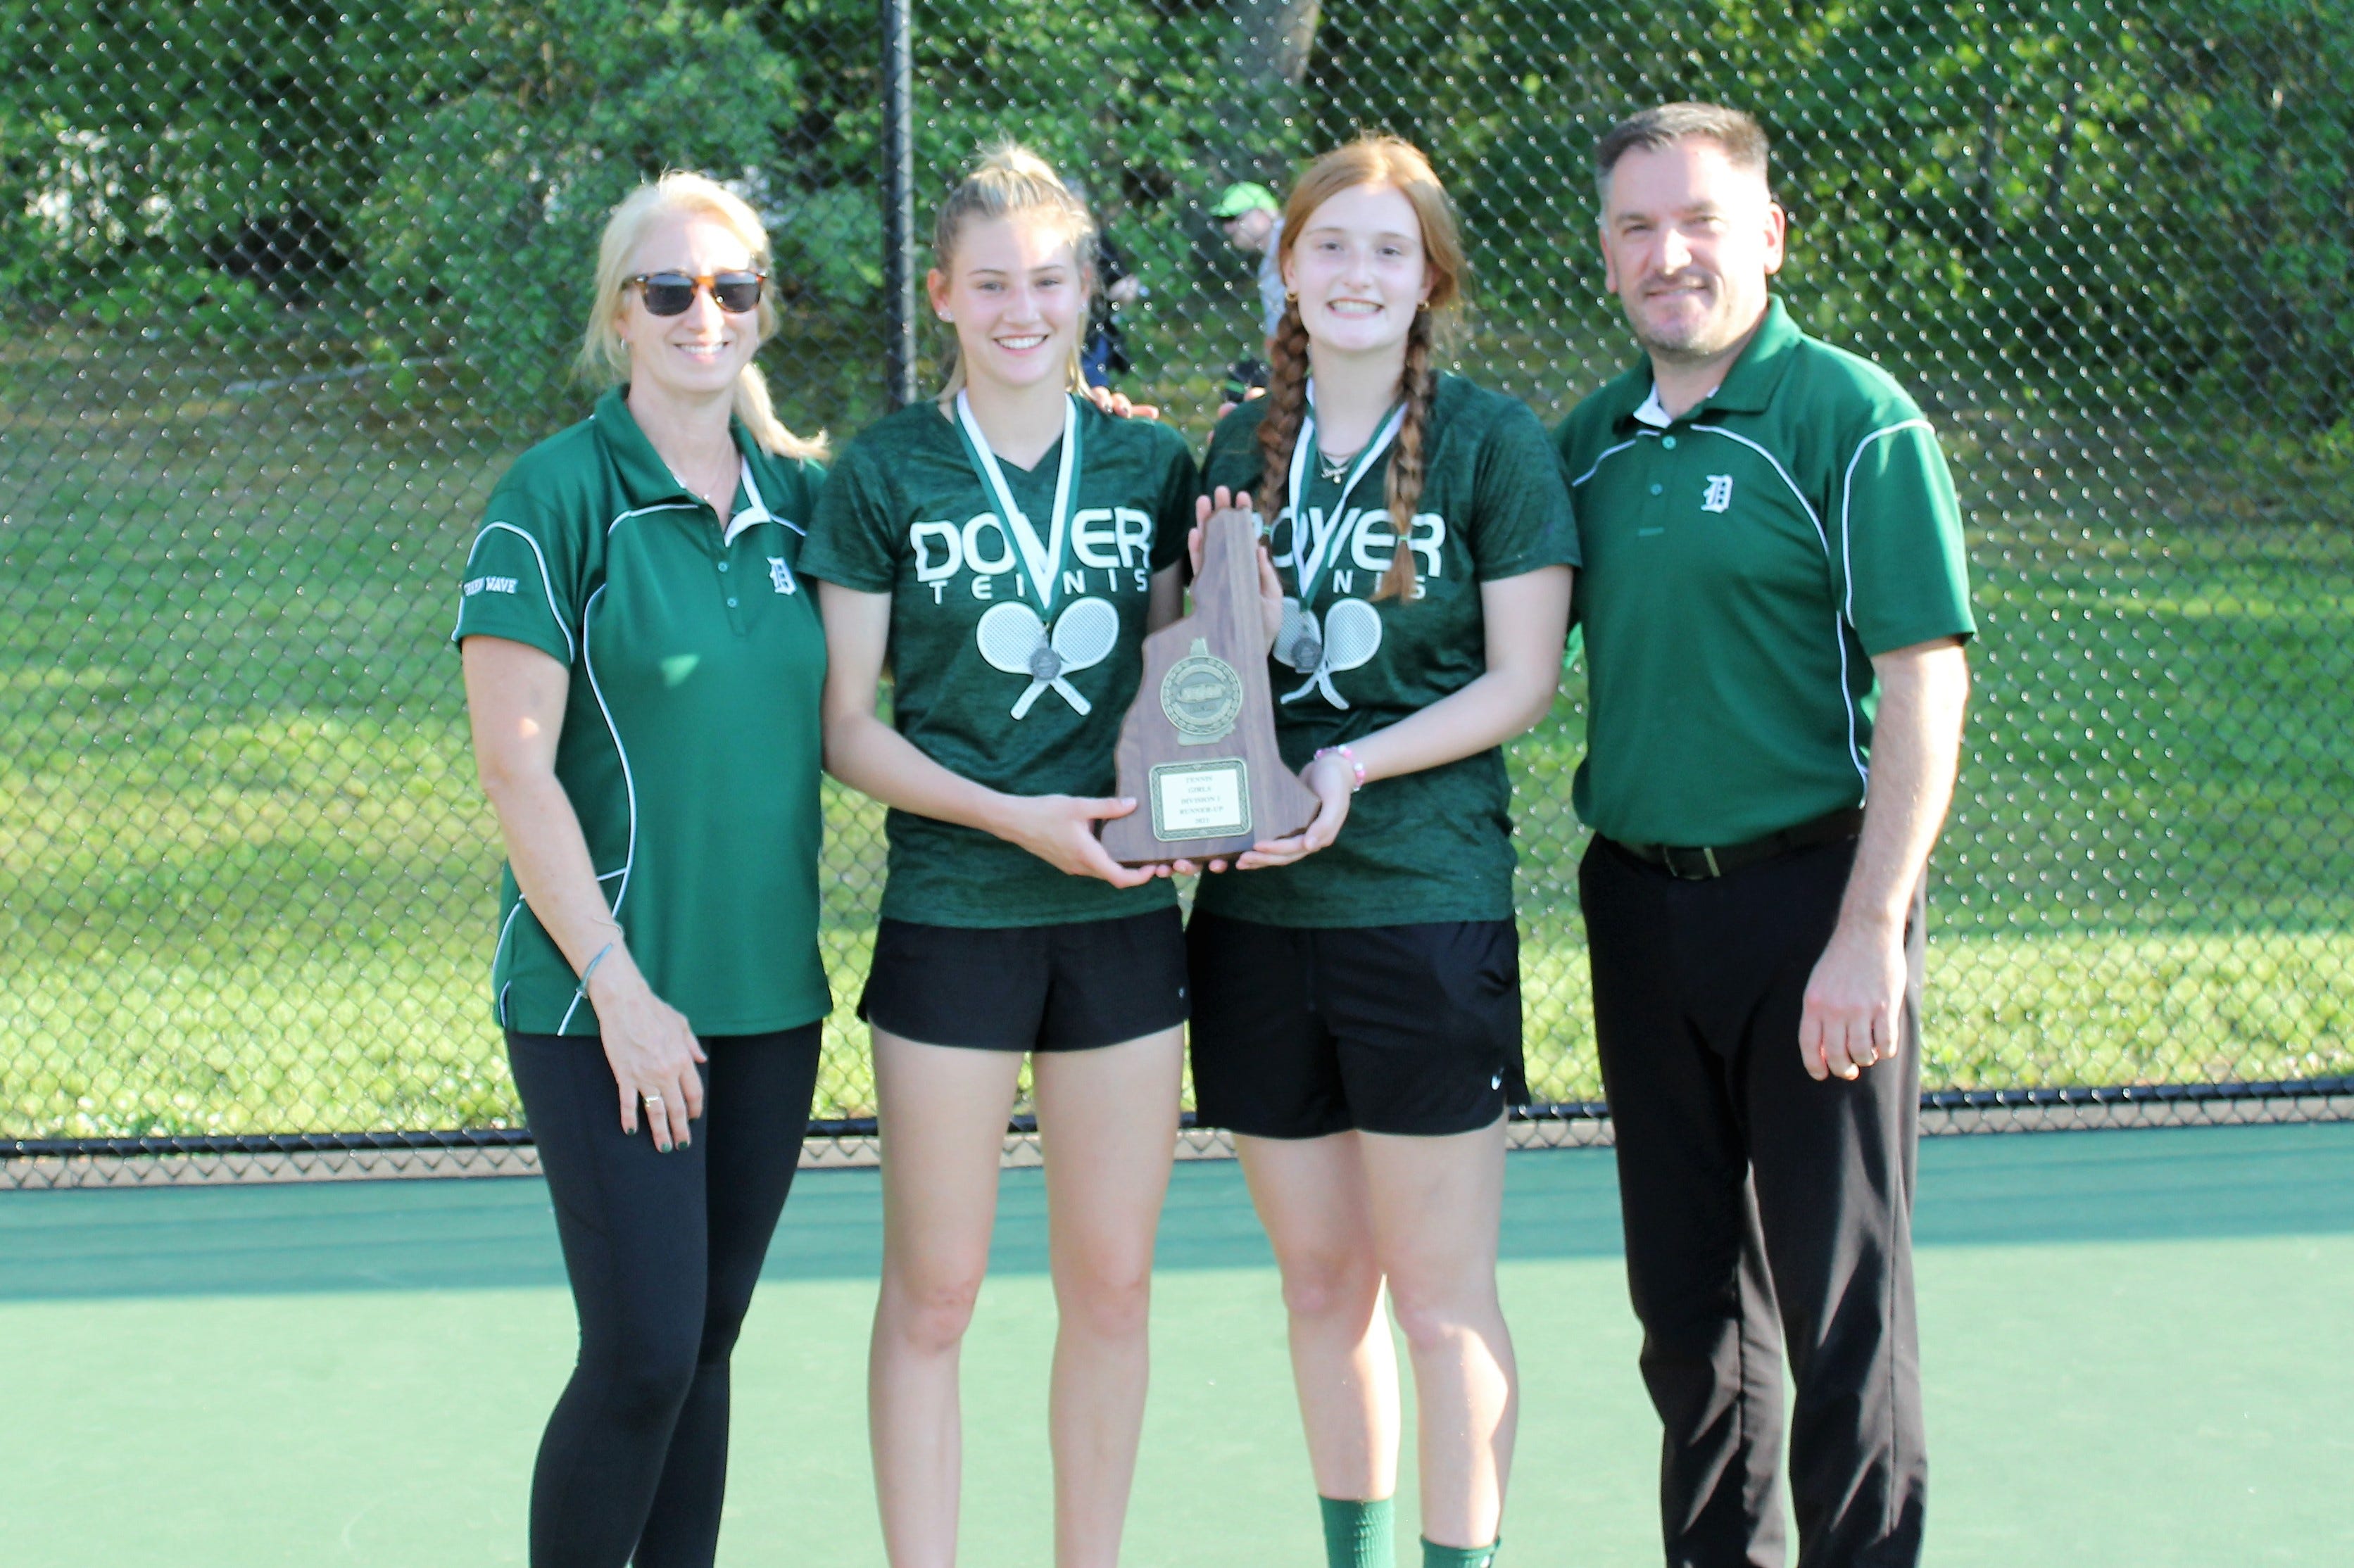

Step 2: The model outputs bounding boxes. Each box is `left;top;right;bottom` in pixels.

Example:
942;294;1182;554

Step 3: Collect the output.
798;396;1193;928
452;386;831;1037
1192;373;1580;928
1556;298;1976;848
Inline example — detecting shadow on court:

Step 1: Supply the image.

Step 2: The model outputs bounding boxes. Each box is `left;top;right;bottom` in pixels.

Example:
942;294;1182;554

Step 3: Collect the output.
5;1122;2352;1301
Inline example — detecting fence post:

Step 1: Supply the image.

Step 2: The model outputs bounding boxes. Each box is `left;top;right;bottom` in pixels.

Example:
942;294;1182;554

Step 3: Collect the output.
881;0;917;408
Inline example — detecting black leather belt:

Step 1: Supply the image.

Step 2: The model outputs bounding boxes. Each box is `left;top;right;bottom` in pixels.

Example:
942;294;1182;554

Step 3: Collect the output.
1606;807;1865;881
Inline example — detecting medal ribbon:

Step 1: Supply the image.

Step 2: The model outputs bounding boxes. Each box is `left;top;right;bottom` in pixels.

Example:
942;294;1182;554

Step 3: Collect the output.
954;390;1081;614
1286;379;1405;602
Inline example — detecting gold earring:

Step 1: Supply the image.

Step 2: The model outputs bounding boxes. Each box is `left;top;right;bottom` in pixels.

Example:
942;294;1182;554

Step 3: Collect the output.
1285;290;1299;303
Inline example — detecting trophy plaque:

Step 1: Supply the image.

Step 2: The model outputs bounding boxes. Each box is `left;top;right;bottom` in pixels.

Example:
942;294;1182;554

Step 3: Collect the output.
1100;505;1318;865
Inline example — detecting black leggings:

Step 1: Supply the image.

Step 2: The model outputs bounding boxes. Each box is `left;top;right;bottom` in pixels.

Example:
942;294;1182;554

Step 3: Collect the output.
507;1025;823;1568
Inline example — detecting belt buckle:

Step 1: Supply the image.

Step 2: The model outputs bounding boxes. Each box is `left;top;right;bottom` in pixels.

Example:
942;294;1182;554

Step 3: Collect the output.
1662;845;1722;880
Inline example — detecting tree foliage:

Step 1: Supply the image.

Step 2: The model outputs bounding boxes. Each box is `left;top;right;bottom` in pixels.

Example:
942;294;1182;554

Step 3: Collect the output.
3;0;2346;430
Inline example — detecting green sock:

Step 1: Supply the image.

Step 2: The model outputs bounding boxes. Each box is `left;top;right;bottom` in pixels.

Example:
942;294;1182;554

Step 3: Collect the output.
1421;1536;1500;1568
1318;1495;1395;1568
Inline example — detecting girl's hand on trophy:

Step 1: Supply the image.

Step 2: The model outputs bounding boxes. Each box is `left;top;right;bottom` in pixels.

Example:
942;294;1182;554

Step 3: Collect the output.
993;793;1159;887
1190;489;1282;650
1235;754;1354;868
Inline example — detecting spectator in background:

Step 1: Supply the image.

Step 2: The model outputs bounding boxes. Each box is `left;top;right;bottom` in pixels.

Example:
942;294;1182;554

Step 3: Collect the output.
1213;179;1286;339
1213;179;1285;403
1083;227;1142;387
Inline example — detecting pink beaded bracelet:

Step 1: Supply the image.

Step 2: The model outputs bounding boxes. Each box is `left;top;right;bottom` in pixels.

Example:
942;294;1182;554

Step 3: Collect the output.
1312;744;1366;793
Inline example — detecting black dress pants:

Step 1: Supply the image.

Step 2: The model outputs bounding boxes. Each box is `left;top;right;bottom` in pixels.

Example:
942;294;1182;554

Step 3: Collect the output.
507;1025;823;1568
1580;835;1927;1568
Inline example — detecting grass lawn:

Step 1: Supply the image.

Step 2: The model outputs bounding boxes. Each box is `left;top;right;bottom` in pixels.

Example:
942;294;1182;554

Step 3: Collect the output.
3;335;2350;1137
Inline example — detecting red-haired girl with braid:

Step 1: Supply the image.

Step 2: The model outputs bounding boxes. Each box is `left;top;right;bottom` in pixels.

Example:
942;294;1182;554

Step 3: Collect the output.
1187;137;1578;1568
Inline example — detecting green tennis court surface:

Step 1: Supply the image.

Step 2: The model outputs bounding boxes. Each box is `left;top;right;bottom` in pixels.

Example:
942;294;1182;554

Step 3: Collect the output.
7;1123;2351;1566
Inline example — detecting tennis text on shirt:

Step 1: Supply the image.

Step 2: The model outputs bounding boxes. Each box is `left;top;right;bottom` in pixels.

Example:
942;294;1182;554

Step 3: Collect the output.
798;396;1195;928
1194;372;1581;929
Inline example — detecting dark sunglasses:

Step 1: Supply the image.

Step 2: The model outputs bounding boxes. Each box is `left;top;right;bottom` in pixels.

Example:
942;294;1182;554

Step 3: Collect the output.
628;270;766;316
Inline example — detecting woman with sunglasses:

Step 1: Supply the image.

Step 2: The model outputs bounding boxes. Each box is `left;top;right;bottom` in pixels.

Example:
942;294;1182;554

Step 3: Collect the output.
799;143;1207;1567
455;170;831;1568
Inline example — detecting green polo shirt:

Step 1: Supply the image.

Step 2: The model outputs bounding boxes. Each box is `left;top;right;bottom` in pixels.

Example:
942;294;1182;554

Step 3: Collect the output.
798;396;1192;928
1556;298;1975;848
452;386;831;1037
1192;373;1580;928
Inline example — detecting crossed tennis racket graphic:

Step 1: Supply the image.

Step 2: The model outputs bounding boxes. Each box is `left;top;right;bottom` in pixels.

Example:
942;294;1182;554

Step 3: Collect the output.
975;597;1120;718
1275;596;1383;709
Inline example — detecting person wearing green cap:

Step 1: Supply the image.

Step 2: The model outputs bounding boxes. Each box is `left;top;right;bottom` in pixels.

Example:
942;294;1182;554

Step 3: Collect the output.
1212;179;1287;342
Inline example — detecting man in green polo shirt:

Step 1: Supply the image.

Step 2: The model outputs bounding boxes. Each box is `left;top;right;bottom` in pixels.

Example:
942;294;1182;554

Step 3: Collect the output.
1555;103;1972;1568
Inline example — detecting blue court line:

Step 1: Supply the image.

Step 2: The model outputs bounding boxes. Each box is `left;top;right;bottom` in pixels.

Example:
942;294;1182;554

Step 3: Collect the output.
2;1122;2348;1302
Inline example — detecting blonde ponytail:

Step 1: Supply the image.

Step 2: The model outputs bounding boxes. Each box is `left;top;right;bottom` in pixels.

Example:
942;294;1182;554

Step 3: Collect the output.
931;141;1098;398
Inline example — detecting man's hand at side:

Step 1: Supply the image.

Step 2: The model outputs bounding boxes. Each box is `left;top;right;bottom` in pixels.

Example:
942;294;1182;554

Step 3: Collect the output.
1800;638;1969;1081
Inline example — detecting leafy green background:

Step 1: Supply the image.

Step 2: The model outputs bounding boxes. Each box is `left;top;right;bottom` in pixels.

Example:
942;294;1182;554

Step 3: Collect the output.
1;0;2349;1137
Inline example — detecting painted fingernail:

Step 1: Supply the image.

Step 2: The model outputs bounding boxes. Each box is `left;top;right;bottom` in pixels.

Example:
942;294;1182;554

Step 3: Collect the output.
678;1137;691;1149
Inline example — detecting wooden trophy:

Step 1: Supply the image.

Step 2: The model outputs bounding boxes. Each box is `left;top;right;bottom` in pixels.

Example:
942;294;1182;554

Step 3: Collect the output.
1100;505;1318;865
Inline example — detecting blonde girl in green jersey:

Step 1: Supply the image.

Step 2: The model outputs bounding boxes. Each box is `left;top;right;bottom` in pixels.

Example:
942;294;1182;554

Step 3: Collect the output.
798;144;1209;1568
1186;138;1578;1568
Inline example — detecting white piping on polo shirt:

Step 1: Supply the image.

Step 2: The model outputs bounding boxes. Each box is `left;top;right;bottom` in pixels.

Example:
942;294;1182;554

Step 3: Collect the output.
1570;438;1642;489
1574;380;1719;482
550;486;791;1029
1687;423;1868;790
722;462;808;545
558;581;637;1035
608;500;701;536
491;897;528;1011
1839;420;1936;630
724;464;805;595
458;521;574;663
724;462;770;545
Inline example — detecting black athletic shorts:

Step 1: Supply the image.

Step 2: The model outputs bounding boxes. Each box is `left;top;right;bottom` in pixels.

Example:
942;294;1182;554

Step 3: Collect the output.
857;906;1189;1052
1187;910;1528;1139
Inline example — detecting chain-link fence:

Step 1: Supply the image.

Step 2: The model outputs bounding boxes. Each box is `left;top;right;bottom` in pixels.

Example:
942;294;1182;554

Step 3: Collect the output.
4;1;2350;1166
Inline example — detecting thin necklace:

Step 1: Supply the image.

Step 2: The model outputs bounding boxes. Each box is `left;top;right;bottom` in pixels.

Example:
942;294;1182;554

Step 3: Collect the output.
1315;445;1358;483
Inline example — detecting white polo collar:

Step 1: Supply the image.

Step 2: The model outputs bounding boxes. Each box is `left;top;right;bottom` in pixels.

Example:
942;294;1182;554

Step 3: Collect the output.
1632;380;1720;429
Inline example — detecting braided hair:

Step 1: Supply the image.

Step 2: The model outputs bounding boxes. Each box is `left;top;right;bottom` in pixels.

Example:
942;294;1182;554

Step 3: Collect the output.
1254;136;1465;603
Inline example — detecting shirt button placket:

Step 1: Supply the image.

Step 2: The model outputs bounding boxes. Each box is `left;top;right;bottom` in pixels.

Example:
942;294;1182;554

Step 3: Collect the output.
716;541;743;622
